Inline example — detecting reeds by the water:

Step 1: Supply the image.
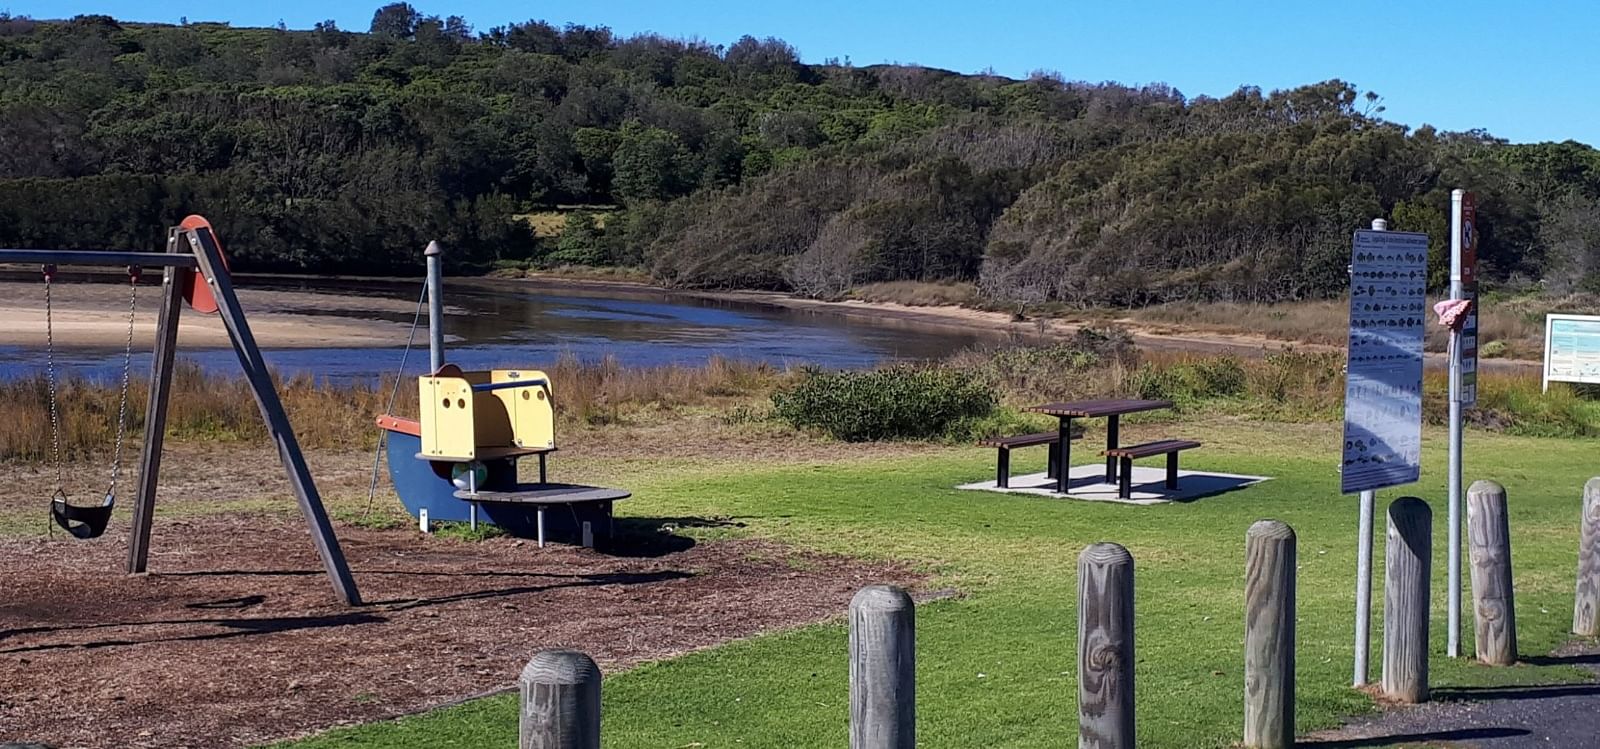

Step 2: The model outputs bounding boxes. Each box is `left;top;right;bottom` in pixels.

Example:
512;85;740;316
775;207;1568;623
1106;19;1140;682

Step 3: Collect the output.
0;344;1590;464
0;355;784;462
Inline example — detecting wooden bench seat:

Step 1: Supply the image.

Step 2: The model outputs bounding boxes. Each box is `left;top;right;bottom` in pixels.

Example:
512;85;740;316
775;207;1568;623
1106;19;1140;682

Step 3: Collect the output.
978;432;1070;488
1101;440;1202;498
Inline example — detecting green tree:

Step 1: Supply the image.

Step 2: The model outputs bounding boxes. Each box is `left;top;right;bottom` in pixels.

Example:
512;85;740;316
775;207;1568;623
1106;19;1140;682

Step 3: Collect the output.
547;211;607;266
1391;197;1451;292
612;122;688;204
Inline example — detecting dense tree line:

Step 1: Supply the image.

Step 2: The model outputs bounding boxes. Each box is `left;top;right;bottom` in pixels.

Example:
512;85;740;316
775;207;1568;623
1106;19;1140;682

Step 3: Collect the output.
0;8;1596;302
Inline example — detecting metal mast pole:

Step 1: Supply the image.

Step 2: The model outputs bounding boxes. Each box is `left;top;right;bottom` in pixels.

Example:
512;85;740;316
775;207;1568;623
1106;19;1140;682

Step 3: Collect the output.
425;240;445;371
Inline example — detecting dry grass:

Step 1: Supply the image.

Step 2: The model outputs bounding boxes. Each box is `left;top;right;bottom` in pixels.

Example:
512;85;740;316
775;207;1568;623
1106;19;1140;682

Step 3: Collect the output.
1132;296;1574;359
4;340;1590;467
1128;300;1351;346
0;363;392;462
850;280;979;308
0;357;788;462
548;353;783;425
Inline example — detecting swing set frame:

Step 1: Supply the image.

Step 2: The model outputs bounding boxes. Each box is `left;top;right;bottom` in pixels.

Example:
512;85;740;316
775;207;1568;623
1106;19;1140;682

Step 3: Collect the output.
0;219;361;605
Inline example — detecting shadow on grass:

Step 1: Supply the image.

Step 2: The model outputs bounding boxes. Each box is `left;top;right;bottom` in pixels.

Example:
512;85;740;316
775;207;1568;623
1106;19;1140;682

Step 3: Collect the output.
1299;727;1530;747
599;515;750;558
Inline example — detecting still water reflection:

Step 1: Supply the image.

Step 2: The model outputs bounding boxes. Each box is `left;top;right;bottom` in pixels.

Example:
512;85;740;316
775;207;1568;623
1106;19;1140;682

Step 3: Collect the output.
0;278;993;384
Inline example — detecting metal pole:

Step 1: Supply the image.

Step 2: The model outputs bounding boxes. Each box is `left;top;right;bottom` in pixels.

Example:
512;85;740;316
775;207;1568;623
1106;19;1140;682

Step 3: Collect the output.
1447;189;1465;658
1354;217;1386;686
425;240;445;372
1355;489;1375;685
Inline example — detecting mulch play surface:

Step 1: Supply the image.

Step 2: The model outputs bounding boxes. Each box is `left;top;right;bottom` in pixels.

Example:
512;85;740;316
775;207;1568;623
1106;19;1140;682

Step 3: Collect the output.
0;514;921;749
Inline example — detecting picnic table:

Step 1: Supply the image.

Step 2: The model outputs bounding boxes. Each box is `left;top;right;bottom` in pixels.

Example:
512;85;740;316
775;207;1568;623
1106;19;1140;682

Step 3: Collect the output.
1024;399;1174;494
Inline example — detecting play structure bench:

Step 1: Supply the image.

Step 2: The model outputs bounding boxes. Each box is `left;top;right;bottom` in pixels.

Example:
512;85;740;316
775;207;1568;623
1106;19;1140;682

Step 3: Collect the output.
455;483;631;548
1101;440;1202;499
978;432;1071;488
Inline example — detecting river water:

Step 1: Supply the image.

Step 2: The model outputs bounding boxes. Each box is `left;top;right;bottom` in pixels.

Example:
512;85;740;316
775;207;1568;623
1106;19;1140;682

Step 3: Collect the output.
0;277;992;383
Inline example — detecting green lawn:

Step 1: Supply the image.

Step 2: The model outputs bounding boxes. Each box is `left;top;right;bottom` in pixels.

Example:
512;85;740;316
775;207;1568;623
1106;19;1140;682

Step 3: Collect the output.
276;419;1599;748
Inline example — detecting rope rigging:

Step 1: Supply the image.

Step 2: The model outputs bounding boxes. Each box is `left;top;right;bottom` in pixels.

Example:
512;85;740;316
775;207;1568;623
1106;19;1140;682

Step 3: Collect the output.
44;264;141;540
364;280;430;515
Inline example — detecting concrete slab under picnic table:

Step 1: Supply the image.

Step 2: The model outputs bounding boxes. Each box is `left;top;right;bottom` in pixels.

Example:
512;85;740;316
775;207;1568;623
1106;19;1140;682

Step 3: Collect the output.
957;464;1270;505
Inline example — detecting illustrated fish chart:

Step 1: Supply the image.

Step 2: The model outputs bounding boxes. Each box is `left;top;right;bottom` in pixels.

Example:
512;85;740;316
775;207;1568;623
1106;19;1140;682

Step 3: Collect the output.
1341;229;1429;495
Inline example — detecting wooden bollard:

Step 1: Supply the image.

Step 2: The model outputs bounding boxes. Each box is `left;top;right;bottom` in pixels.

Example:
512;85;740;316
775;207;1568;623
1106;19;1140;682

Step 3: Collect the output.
519;649;601;749
850;585;915;749
1467;480;1517;665
1078;542;1135;749
1382;497;1431;703
1244;520;1295;749
1575;478;1600;636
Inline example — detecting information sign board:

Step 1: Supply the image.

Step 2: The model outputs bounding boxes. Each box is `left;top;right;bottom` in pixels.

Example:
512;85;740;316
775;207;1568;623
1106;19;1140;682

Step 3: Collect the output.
1544;314;1600;389
1341;230;1428;494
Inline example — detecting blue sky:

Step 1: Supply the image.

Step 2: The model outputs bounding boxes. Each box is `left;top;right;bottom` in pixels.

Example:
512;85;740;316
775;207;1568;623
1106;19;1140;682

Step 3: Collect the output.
8;0;1596;146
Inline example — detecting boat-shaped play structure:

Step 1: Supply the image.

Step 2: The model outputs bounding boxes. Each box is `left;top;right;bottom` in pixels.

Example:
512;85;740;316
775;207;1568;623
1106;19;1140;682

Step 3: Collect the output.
374;242;629;546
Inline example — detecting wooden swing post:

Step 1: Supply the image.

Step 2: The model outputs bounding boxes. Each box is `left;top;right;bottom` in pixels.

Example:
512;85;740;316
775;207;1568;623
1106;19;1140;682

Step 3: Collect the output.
127;229;185;575
0;220;362;606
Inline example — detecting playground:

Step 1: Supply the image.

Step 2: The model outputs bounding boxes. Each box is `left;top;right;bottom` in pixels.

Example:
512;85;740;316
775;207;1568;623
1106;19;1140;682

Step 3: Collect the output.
0;442;922;749
3;222;1600;748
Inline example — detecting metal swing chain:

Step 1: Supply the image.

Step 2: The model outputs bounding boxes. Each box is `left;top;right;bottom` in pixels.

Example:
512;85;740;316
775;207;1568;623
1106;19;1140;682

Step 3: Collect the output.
105;266;140;503
42;266;64;495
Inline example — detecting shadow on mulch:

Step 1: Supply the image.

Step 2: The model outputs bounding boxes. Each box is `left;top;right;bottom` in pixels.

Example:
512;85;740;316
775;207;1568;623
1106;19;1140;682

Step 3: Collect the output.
1298;727;1532;747
1;569;688;654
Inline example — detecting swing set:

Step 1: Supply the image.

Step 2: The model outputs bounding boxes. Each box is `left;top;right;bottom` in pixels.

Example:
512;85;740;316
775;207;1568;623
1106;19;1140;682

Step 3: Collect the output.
2;216;361;605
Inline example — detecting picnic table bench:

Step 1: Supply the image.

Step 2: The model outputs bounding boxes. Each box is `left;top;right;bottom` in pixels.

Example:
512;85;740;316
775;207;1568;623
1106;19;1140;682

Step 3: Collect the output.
1103;439;1203;499
977;431;1070;488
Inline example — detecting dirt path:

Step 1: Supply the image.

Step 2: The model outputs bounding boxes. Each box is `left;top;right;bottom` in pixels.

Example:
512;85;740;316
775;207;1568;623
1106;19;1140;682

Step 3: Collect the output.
1302;644;1600;747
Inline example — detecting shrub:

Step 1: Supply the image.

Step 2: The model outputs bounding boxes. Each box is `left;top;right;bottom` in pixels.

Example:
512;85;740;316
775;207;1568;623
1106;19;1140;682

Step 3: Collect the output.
771;366;997;441
1128;356;1247;405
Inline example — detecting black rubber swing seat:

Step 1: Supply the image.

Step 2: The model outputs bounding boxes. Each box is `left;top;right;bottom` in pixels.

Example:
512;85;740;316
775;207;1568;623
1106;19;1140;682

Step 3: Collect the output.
51;496;114;540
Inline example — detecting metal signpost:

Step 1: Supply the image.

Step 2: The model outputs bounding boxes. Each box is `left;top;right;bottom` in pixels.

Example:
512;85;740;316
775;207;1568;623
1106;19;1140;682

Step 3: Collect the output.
1543;314;1600;390
1344;220;1428;685
1445;189;1478;657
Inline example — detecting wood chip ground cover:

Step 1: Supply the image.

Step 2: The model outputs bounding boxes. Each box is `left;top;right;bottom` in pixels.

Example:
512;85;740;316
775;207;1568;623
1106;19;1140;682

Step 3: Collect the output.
0;515;920;748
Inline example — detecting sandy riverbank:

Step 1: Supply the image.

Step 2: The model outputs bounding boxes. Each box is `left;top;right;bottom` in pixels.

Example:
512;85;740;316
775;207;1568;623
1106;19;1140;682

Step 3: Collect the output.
0;281;415;349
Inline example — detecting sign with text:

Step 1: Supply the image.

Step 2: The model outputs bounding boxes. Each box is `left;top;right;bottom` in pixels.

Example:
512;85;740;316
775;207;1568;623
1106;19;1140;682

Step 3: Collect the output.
1544;314;1600;390
1342;229;1428;494
1460;193;1479;406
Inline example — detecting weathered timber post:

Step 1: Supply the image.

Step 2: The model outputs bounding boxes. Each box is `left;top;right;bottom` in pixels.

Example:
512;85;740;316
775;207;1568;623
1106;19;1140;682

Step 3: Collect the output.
1467;480;1517;665
1079;542;1135;749
1382;497;1432;703
1244;520;1296;749
850;585;916;749
520;649;601;749
1575;478;1600;636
